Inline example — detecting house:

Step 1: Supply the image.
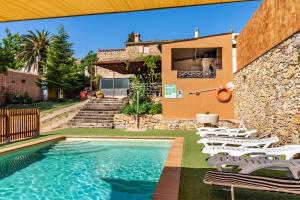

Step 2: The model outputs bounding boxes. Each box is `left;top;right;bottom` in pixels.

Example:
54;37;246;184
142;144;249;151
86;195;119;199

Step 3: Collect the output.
94;33;182;97
161;32;238;120
94;31;238;120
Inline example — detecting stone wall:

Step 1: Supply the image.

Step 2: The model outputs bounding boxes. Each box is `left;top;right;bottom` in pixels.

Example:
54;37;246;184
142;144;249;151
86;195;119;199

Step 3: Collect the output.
234;31;300;144
114;114;236;130
97;49;127;61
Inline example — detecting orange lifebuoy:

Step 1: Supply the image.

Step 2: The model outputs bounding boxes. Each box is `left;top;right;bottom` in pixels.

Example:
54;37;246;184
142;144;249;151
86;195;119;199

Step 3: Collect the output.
216;86;232;102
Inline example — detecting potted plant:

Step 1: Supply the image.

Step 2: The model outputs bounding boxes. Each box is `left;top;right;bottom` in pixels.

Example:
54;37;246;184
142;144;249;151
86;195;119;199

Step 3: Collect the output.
196;111;219;126
96;91;104;99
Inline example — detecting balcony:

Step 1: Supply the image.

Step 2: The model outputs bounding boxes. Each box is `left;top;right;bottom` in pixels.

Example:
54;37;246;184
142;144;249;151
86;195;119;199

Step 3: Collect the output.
172;48;222;79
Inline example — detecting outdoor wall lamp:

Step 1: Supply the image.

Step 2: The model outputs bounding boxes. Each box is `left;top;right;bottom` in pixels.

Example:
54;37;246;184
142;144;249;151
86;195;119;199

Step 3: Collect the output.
21;79;26;83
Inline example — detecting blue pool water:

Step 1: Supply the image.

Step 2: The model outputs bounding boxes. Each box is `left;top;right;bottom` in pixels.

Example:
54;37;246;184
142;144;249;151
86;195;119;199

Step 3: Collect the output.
0;139;172;200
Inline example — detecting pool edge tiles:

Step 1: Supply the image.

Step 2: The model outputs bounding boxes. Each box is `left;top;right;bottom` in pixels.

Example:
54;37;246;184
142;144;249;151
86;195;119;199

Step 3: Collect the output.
0;136;66;156
0;135;184;200
153;137;184;200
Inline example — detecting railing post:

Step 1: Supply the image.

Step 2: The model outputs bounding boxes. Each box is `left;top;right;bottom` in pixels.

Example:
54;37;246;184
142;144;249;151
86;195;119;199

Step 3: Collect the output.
5;109;10;143
36;109;40;137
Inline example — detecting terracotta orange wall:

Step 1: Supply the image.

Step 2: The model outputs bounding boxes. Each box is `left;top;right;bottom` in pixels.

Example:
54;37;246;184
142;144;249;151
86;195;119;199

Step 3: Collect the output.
0;69;41;104
237;0;300;70
161;33;234;120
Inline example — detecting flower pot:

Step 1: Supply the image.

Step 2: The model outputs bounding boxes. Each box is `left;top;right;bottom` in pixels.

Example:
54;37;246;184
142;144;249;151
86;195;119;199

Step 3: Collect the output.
196;114;219;125
96;93;104;99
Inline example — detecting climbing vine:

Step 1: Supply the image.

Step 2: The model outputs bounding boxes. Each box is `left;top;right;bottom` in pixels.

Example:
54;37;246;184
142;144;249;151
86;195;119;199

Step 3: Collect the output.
142;55;160;83
124;59;130;71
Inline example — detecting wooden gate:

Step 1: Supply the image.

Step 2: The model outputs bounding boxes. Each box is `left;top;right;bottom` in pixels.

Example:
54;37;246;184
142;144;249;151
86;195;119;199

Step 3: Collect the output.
0;109;40;143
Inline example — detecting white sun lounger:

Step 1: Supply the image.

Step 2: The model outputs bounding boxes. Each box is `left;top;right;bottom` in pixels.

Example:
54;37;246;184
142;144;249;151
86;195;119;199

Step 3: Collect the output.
198;135;279;148
197;117;246;133
202;145;300;160
197;129;257;138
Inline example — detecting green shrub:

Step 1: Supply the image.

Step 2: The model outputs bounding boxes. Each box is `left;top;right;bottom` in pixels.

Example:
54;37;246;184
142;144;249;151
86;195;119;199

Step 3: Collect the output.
138;102;151;114
23;97;33;104
149;103;162;115
121;104;136;115
122;102;161;115
129;84;147;103
7;92;23;104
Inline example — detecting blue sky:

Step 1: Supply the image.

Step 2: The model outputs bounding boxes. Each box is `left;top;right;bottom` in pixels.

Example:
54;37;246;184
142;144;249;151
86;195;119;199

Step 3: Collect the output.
0;1;261;59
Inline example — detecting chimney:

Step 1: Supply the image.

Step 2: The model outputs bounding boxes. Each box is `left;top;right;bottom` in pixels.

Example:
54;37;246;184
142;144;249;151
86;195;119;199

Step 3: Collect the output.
195;28;200;38
134;33;141;43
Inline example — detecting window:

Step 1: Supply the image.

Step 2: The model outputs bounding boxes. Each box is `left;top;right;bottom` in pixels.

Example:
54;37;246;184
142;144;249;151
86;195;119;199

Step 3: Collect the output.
143;46;150;54
101;78;129;89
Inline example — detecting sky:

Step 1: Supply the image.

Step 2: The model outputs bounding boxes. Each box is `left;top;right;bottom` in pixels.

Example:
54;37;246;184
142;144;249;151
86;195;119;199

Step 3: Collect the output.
0;1;261;59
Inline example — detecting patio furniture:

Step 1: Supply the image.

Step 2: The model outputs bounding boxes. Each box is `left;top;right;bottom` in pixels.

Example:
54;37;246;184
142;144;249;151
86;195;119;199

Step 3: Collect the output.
203;171;300;200
202;145;300;160
197;129;257;138
198;135;279;148
197;117;245;133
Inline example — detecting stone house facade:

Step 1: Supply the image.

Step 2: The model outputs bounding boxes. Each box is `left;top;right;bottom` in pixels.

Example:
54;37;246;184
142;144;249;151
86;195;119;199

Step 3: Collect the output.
96;33;162;79
95;33;168;96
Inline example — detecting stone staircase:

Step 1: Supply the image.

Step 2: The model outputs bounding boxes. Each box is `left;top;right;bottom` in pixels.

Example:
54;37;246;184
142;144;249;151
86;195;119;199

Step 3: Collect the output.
68;98;127;128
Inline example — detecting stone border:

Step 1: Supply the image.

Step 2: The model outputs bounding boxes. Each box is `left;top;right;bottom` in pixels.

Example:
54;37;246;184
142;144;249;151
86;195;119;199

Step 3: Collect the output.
0;136;66;155
0;135;184;200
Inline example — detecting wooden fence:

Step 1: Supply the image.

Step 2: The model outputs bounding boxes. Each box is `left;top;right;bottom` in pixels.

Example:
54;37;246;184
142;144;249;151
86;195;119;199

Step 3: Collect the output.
237;0;300;70
0;109;40;144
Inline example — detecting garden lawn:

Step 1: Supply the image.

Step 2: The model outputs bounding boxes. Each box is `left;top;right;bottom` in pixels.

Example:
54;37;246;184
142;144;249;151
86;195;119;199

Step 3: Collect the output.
1;128;298;200
6;99;80;115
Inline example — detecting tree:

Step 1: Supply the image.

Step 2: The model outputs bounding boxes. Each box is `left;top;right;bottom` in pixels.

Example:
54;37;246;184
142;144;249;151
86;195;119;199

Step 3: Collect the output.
127;31;135;43
0;45;7;73
0;29;24;73
42;25;85;98
81;51;97;91
18;29;50;74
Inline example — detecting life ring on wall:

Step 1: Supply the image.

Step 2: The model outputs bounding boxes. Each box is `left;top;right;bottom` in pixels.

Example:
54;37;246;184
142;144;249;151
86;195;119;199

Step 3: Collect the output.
216;86;232;102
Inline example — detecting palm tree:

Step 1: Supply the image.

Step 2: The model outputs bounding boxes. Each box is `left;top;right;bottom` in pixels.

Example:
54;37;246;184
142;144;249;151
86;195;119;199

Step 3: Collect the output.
18;30;50;75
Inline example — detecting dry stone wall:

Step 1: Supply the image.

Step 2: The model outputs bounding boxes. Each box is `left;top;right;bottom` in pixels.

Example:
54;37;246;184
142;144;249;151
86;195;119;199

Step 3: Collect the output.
114;114;236;130
234;31;300;144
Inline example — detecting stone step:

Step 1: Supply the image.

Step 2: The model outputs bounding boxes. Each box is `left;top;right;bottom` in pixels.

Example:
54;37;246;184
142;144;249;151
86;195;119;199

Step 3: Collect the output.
82;107;123;110
67;98;127;129
68;122;113;128
69;119;113;123
86;104;124;107
71;116;114;121
83;105;124;109
89;100;126;104
73;115;114;119
77;111;118;115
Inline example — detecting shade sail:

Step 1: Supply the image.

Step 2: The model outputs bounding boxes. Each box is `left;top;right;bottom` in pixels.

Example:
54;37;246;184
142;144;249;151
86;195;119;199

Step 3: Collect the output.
0;0;254;22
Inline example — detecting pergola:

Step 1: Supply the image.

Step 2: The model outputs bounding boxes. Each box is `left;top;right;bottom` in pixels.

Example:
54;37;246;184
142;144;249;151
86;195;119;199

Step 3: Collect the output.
0;0;255;22
93;60;161;74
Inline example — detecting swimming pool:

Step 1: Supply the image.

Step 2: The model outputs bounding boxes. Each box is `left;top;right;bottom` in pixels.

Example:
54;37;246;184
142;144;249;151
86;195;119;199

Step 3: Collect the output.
0;138;172;200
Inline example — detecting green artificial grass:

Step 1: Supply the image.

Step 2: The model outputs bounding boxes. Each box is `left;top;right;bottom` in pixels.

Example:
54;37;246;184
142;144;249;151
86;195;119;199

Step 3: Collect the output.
1;128;299;200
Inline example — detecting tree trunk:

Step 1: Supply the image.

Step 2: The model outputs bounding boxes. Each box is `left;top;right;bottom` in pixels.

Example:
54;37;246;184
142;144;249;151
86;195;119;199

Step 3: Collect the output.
58;88;64;99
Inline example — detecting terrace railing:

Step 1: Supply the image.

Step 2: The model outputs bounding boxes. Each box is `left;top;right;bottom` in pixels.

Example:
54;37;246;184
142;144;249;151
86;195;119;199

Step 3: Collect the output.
177;71;216;78
0;109;40;144
130;82;162;97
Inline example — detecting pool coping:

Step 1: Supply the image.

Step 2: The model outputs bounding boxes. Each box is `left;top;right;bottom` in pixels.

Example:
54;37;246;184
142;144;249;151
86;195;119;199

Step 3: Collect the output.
0;135;184;200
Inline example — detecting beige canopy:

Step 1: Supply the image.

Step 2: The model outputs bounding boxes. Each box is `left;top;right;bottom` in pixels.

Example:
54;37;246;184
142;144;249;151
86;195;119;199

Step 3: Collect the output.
0;0;254;22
